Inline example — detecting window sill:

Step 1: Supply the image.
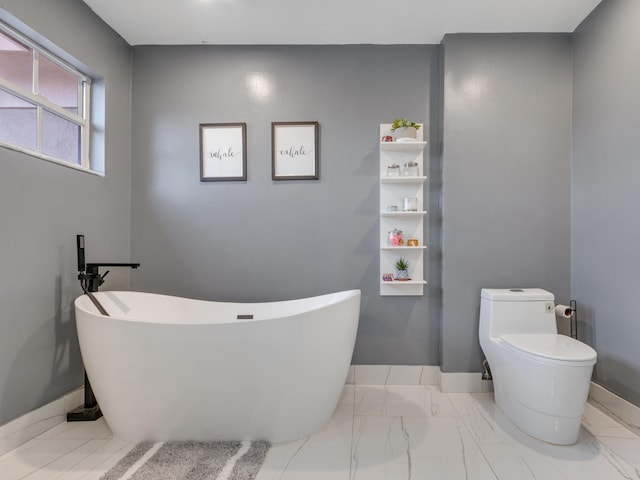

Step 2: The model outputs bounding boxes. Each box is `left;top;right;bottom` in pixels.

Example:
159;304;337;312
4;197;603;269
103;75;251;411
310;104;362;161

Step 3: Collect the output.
0;142;104;177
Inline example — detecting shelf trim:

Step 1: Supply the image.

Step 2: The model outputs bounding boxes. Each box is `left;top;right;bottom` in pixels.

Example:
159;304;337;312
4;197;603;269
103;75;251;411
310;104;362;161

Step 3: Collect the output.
380;280;428;285
380;176;427;184
380;211;427;217
380;141;427;152
381;246;427;250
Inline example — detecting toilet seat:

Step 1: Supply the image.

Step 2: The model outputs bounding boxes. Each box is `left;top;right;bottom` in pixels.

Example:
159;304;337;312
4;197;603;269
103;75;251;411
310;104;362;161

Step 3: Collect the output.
501;333;597;367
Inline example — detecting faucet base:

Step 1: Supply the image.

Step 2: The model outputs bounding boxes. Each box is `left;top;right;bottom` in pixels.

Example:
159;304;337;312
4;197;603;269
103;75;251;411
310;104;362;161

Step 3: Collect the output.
67;405;103;422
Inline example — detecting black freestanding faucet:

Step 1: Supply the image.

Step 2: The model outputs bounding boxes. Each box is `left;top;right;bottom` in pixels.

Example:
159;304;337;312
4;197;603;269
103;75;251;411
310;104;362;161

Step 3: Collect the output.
67;234;140;422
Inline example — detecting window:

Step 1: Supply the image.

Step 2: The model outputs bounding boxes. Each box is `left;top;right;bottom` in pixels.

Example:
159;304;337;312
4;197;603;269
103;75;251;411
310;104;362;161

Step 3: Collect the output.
0;22;91;170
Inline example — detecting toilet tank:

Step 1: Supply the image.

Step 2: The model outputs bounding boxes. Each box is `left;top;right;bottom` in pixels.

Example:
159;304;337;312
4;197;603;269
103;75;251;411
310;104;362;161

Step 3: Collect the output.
479;288;557;339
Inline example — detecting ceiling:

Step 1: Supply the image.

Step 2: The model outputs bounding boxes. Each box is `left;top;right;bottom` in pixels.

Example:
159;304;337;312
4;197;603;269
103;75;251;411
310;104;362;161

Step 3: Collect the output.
80;0;602;46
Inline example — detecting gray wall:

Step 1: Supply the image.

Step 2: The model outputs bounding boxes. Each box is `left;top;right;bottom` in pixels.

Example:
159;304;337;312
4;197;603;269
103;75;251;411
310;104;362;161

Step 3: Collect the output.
130;45;442;365
0;0;132;424
572;0;640;406
441;34;573;372
4;0;638;424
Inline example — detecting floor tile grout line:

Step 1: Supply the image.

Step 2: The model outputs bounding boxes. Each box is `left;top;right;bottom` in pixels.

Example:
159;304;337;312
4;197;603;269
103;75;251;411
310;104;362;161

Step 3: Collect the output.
0;437;48;463
17;438;93;480
282;438;309;480
75;442;136;480
47;438;112;480
349;384;355;480
458;405;502;480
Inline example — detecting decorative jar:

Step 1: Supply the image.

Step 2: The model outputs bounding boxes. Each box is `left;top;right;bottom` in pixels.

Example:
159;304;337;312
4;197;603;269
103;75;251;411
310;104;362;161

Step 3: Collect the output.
402;161;419;177
402;197;418;212
387;163;401;177
387;229;404;246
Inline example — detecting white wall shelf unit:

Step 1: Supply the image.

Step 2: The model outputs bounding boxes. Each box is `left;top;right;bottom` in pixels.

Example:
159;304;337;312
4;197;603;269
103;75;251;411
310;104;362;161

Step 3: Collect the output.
380;124;427;296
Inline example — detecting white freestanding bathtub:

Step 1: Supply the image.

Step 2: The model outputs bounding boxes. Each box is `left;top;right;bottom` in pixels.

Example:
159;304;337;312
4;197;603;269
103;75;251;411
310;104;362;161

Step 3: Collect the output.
74;289;361;443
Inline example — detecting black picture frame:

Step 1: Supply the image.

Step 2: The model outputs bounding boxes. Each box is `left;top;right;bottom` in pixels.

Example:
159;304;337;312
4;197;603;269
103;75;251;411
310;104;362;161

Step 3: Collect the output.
200;123;247;181
271;121;319;180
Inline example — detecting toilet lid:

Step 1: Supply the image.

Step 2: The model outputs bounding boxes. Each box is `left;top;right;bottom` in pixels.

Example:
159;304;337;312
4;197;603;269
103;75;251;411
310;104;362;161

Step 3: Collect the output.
501;334;597;363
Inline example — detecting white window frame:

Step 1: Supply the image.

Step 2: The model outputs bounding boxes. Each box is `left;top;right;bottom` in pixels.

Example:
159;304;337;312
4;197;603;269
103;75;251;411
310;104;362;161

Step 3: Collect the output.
0;22;93;172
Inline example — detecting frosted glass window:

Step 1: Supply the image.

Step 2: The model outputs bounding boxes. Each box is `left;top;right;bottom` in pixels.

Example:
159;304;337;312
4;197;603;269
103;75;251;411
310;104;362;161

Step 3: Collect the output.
0;22;92;171
42;109;80;165
0;89;36;150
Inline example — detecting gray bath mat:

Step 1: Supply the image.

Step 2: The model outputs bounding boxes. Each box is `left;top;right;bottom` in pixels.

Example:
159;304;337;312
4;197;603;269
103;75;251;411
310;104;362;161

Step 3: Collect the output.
101;440;269;480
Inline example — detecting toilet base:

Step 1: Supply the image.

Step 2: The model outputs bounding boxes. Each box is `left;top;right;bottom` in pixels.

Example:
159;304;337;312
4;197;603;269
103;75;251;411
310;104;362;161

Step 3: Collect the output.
500;395;583;445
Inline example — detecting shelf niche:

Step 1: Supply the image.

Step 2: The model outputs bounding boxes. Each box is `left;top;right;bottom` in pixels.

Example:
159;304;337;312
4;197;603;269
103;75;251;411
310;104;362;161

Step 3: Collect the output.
379;124;427;296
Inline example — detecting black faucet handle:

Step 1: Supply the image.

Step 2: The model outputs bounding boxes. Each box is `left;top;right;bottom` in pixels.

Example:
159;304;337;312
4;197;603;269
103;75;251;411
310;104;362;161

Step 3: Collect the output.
99;270;110;287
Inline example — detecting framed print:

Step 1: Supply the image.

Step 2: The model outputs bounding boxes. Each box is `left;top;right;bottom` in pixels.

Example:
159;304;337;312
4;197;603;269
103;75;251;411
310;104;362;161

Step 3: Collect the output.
200;123;247;181
272;121;319;180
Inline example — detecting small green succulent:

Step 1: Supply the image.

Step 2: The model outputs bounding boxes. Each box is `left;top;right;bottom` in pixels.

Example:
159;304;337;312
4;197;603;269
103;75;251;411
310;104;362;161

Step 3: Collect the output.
391;117;421;131
394;257;410;271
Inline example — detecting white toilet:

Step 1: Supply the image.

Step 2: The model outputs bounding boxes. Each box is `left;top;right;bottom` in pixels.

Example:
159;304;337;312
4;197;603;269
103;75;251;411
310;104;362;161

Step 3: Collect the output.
479;288;597;445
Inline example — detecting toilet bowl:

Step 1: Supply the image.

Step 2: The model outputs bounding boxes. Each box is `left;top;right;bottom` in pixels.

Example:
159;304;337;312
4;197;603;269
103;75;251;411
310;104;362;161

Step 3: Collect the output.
479;288;597;445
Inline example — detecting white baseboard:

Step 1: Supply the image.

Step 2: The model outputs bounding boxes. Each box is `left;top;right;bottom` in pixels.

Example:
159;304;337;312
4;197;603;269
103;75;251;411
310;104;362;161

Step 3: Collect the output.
589;382;640;435
0;388;83;457
440;372;479;393
347;365;492;393
346;365;441;386
347;368;639;424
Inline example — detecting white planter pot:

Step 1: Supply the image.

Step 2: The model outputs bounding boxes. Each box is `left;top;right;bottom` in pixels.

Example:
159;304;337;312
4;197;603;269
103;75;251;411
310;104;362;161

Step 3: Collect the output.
393;127;417;141
395;269;410;280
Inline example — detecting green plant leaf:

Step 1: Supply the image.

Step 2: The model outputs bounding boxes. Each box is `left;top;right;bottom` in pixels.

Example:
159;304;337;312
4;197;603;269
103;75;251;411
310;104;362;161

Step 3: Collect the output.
390;117;421;131
394;257;410;270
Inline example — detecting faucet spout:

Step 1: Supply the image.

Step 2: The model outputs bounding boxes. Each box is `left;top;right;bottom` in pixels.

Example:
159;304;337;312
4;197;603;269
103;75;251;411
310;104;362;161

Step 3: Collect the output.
86;262;140;270
81;263;140;292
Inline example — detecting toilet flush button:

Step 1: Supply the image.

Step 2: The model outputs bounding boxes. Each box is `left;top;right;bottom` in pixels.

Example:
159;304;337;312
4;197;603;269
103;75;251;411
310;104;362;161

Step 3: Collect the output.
545;303;554;312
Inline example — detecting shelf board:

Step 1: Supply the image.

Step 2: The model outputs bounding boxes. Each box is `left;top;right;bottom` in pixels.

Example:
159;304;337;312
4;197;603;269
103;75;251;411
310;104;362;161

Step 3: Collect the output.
380;176;427;184
381;211;426;217
380;280;427;285
380;141;427;152
381;246;427;250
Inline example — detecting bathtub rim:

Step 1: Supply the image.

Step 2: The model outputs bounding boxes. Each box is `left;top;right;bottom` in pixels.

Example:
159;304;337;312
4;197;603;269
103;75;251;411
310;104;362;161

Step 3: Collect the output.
74;288;361;325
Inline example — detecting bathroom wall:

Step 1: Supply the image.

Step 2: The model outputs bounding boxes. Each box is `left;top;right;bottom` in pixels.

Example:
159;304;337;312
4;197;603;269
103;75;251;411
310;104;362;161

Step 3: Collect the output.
572;0;640;407
440;34;573;373
0;0;132;424
5;0;634;426
130;45;442;365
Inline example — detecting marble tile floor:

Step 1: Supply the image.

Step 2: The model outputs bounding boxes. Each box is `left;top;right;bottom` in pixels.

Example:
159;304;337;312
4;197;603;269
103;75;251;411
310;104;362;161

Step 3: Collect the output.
1;385;639;479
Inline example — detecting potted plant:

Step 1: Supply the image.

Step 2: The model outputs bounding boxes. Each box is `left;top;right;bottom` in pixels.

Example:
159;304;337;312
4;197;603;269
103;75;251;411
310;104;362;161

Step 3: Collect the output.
394;257;410;281
391;117;421;141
